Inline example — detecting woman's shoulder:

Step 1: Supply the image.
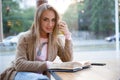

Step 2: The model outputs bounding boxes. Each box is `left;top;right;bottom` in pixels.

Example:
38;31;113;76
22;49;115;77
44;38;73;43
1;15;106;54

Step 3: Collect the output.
18;31;33;42
19;31;32;38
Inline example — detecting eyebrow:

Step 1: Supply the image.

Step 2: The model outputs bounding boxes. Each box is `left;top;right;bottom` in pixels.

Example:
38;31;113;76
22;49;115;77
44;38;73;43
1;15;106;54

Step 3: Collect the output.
42;17;55;20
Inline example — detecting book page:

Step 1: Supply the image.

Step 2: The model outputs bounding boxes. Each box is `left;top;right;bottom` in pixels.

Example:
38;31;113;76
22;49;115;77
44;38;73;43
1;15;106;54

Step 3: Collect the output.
49;61;91;70
80;61;91;67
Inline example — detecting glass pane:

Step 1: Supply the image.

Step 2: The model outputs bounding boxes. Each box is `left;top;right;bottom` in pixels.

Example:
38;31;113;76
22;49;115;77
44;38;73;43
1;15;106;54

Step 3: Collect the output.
0;0;120;79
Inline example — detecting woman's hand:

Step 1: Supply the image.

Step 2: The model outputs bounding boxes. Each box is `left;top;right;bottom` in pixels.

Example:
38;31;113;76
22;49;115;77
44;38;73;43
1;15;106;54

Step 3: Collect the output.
58;21;70;35
58;21;71;40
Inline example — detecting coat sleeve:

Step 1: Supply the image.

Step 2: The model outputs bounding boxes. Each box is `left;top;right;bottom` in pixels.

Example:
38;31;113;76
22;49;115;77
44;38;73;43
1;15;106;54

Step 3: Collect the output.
14;34;47;73
57;38;73;62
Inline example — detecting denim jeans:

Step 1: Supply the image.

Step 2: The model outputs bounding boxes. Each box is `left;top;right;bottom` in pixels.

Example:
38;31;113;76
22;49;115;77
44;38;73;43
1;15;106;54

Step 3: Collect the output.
14;72;49;80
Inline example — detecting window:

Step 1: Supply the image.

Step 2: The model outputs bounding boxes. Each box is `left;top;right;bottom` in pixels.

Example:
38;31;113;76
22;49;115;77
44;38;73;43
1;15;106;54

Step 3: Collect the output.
0;0;119;76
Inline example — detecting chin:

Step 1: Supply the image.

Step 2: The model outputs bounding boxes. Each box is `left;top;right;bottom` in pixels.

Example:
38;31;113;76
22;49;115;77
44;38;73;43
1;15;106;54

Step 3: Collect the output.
46;32;52;34
47;31;53;33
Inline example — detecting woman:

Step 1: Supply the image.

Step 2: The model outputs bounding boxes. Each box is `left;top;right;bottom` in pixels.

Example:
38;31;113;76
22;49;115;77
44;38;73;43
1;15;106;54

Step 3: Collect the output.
0;3;73;80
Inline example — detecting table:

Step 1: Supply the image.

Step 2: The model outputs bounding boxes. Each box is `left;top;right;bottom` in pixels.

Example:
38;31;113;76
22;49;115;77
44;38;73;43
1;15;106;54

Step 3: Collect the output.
49;65;120;80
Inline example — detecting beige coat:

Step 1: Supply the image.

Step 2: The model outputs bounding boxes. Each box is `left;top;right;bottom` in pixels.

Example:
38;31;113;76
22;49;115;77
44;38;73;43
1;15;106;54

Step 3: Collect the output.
0;31;73;80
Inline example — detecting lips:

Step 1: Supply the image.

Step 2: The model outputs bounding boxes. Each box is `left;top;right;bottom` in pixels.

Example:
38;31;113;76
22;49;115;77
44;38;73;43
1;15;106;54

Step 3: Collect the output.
46;27;53;31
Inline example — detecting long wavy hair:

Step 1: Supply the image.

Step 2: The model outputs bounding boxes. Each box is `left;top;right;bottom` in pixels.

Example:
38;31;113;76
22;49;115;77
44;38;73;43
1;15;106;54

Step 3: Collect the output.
30;3;60;56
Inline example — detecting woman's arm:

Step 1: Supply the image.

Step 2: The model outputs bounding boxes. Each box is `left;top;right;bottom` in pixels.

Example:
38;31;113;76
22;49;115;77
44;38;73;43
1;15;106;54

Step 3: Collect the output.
57;21;73;62
14;34;47;73
57;38;73;62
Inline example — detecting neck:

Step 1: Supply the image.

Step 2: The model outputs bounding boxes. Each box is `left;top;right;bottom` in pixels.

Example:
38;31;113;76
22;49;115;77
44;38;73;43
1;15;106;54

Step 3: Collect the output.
40;33;48;38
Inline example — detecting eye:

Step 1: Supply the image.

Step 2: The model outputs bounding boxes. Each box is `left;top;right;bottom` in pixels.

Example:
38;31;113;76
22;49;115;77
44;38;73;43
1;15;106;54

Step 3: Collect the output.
43;18;49;22
52;18;56;22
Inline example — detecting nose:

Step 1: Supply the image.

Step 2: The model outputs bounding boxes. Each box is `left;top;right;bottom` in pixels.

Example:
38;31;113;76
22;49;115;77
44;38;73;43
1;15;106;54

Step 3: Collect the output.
48;21;53;27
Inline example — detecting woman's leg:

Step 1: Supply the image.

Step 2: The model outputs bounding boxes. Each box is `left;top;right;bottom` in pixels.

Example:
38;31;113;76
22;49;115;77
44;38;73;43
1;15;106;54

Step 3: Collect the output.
14;72;49;80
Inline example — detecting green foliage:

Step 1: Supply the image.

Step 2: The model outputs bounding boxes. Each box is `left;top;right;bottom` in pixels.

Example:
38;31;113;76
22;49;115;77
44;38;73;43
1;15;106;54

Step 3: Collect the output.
62;0;115;38
2;0;34;36
19;7;35;31
84;0;115;37
62;2;82;31
2;0;20;36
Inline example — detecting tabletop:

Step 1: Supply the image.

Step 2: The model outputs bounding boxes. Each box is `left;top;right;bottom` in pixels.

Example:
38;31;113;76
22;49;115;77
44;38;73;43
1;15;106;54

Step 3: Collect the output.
49;65;120;80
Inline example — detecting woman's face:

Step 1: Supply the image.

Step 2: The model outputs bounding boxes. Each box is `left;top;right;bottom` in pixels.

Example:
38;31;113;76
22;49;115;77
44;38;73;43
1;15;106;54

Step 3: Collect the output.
40;9;56;34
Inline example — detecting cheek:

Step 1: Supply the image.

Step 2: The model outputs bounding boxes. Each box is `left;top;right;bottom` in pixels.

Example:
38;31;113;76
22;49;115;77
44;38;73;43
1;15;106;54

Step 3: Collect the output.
41;21;47;27
53;23;55;27
40;22;45;31
51;22;55;28
41;21;46;26
41;25;46;31
52;24;55;28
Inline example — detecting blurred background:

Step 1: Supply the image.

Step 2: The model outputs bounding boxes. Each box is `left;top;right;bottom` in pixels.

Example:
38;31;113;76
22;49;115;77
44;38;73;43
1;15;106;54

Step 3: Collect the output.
0;0;120;77
0;0;119;51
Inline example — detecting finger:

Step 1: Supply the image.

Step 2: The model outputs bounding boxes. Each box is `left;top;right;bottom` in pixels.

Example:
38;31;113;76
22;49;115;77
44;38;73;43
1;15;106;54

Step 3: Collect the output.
59;26;66;30
59;21;67;27
59;23;65;27
60;21;66;25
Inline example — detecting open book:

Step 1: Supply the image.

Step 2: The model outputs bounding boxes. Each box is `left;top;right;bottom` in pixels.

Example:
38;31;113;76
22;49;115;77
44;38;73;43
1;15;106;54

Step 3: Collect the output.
48;61;91;72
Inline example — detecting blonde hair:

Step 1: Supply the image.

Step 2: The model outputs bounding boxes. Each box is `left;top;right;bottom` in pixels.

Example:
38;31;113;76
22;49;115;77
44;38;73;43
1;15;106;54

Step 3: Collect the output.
30;3;60;53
